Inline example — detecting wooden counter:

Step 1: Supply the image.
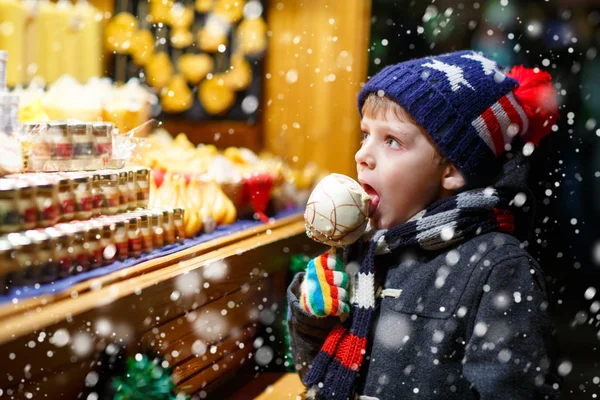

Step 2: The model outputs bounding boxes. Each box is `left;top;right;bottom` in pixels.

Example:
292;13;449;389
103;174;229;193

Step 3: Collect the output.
0;214;321;398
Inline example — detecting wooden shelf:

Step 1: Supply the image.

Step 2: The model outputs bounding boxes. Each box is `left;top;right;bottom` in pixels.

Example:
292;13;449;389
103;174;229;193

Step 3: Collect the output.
0;214;322;398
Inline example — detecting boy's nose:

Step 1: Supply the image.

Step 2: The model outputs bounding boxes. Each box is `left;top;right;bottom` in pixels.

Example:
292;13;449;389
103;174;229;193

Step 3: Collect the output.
355;145;375;169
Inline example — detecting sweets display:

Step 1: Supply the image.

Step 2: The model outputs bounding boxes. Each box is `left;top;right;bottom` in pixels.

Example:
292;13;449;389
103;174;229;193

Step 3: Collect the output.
103;0;267;117
150;172;237;238
0;167;150;232
304;174;370;247
15;76;155;135
0;207;184;295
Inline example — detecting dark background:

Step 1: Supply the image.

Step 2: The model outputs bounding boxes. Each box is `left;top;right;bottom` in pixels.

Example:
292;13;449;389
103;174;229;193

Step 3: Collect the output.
368;0;600;398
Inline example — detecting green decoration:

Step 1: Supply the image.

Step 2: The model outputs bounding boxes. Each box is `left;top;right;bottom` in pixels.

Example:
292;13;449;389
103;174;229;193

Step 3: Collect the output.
290;254;310;275
112;354;189;400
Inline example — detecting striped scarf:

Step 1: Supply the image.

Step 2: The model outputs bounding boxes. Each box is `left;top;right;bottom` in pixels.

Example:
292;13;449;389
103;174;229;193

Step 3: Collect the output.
303;186;518;400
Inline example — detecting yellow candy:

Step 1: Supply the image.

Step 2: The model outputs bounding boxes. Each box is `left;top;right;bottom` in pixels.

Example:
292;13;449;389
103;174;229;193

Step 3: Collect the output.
146;52;173;89
161;75;193;113
213;0;244;23
130;29;155;66
237;16;267;55
198;77;235;115
178;54;214;84
104;12;138;53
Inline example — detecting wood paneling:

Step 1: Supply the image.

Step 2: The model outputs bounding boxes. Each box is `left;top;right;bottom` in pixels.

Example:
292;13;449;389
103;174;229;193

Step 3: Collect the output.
264;0;372;177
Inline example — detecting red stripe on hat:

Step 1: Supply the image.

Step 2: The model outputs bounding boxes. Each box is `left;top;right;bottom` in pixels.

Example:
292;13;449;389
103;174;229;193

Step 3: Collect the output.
322;325;347;355
498;96;522;135
335;332;368;371
481;107;505;156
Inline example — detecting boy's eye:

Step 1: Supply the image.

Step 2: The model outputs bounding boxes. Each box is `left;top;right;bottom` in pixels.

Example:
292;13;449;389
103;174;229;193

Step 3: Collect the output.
385;136;402;149
360;131;370;144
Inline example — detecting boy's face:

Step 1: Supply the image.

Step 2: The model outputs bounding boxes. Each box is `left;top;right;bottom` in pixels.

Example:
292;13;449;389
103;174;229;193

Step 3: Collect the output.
356;107;449;230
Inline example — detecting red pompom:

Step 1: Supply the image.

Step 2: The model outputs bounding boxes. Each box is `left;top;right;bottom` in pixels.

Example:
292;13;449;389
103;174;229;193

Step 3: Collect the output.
507;65;559;146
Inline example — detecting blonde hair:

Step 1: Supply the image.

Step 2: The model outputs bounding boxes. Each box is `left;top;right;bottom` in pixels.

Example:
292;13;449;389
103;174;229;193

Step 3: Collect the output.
361;93;448;165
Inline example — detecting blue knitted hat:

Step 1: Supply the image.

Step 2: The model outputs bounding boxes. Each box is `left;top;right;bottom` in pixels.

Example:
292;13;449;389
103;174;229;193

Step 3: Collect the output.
357;50;559;186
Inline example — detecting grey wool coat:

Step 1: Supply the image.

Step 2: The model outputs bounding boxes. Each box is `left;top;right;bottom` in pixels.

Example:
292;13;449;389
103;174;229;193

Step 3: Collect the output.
287;231;560;400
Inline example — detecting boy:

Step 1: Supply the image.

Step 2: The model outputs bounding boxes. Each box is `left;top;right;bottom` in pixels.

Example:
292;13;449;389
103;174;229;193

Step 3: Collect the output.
287;50;560;400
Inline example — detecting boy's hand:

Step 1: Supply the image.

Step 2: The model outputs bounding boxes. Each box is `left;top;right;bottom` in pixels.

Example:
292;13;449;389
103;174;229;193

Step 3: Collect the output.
300;250;350;318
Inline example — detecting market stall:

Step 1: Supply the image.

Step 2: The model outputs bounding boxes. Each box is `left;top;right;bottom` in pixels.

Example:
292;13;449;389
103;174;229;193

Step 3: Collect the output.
0;0;370;397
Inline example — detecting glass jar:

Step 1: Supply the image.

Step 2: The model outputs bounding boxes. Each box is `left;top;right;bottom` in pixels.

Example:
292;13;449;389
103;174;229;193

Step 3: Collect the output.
139;214;153;253
57;177;75;222
0;237;17;294
135;168;150;208
0;179;20;234
71;223;90;273
7;233;39;287
91;173;104;217
117;171;129;213
127;170;137;210
35;179;59;228
161;208;175;245
17;181;37;230
92;121;113;159
127;216;142;258
151;212;164;249
173;207;185;243
100;222;116;265
72;174;93;220
70;122;94;160
25;122;52;160
48;121;72;161
114;220;129;261
88;222;103;269
47;226;72;278
101;172;120;215
25;229;55;284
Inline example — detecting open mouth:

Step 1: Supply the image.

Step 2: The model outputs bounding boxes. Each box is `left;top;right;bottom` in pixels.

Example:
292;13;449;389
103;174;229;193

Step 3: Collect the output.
362;183;380;217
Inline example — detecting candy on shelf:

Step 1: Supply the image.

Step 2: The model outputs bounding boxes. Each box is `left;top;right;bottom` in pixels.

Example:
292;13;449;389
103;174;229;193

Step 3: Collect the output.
0;206;182;293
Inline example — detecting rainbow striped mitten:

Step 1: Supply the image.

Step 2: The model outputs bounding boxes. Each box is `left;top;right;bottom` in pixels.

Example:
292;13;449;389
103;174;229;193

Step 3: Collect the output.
300;251;350;318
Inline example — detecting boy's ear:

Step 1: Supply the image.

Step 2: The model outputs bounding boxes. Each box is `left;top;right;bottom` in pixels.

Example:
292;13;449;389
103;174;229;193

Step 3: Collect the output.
441;163;466;191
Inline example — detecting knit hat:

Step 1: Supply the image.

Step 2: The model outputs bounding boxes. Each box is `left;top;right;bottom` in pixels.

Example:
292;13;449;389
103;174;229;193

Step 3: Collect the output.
357;50;559;186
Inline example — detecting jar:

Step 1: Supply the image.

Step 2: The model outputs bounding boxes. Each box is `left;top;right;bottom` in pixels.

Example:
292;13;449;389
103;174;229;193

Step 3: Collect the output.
161;208;175;245
117;171;129;213
114;220;129;261
128;216;142;258
7;233;39;286
92;122;113;159
100;222;116;265
25;122;52;160
17;182;38;230
88;222;103;269
139;214;153;253
48;121;72;160
57;177;75;222
72;175;93;220
70;122;94;160
101;172;120;215
70;223;90;273
151;212;164;249
91;174;104;217
0;179;20;234
47;226;73;278
173;207;185;243
135;168;150;208
127;170;137;210
0;237;17;294
25;229;56;284
35;179;59;227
